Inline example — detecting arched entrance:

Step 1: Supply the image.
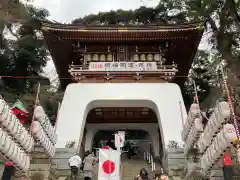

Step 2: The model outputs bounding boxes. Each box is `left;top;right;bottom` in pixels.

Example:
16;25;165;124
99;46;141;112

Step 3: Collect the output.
57;83;187;168
82;107;161;158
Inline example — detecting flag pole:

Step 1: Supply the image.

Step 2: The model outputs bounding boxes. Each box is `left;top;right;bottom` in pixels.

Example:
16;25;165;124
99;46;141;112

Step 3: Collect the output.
31;82;40;123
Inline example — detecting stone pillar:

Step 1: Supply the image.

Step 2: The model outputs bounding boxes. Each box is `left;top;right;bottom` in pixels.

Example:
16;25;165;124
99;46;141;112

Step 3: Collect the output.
149;130;160;157
84;128;95;152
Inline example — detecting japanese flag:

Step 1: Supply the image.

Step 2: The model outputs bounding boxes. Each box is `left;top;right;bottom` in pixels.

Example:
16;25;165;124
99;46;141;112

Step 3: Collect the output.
98;149;121;180
114;131;125;148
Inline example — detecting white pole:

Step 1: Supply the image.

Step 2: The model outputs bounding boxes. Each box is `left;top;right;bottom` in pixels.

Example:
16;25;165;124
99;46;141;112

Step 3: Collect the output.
151;155;154;171
153;162;156;171
144;152;146;160
146;151;149;160
148;153;151;164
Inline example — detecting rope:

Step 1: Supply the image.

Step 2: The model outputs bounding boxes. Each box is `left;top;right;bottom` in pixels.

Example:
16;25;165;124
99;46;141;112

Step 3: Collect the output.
221;67;240;139
193;80;199;104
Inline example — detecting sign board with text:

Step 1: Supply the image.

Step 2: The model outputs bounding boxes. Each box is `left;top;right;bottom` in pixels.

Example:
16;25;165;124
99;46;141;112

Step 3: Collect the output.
89;62;158;71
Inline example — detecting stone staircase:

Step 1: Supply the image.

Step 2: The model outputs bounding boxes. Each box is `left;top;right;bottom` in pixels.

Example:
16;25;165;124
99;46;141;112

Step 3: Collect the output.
121;158;153;180
54;149;155;180
12;148;186;180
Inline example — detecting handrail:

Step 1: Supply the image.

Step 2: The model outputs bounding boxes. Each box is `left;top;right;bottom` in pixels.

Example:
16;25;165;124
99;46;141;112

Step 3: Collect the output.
144;151;156;172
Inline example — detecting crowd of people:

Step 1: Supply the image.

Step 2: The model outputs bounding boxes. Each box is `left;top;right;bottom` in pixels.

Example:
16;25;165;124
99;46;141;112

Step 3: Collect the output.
68;151;97;180
69;152;169;180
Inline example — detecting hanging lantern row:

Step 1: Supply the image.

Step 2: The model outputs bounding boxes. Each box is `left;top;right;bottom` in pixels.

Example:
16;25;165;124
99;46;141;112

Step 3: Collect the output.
197;101;231;154
83;53;165;63
184;118;203;156
0;99;34;152
182;103;201;142
31;121;55;158
0;99;31;172
33;106;57;145
201;124;237;175
0;128;30;172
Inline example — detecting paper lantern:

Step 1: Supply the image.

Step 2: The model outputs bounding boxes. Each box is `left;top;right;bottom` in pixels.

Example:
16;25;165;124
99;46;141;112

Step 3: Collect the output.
154;54;161;61
182;104;201;142
0;99;6;114
184;118;203;156
140;54;146;61
100;54;106;61
107;54;113;61
93;54;99;61
201;124;237;174
0;100;33;152
0;128;30;172
31;121;55;157
132;54;139;61
197;101;230;153
34;106;57;145
147;54;153;61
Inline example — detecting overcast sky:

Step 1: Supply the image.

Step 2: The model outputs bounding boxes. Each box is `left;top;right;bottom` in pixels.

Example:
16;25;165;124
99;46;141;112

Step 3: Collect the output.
32;0;159;23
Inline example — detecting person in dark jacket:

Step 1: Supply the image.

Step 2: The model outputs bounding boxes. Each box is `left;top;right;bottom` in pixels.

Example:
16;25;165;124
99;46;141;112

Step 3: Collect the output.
1;160;15;180
223;152;233;180
135;168;149;180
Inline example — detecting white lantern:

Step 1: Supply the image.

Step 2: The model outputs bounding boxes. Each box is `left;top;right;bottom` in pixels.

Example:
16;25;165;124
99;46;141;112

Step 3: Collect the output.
147;54;153;61
107;54;113;61
93;54;99;61
154;54;161;61
140;54;146;61
132;54;139;61
100;54;106;61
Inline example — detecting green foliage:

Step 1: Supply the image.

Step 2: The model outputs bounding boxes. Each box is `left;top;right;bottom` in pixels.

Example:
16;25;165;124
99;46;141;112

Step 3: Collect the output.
65;140;76;148
0;1;63;125
72;0;188;25
167;140;182;149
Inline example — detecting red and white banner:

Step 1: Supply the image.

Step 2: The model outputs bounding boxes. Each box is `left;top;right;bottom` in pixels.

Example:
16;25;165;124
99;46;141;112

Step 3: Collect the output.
89;62;158;71
98;149;121;180
114;131;125;149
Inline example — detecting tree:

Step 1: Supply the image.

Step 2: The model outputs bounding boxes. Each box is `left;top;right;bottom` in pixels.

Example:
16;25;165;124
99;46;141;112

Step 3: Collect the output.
185;0;240;86
65;141;76;148
0;1;51;98
167;140;182;149
72;0;188;25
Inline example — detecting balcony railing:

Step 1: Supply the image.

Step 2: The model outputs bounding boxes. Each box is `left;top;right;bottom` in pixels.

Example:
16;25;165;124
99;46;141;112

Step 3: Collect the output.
69;61;177;71
68;61;178;81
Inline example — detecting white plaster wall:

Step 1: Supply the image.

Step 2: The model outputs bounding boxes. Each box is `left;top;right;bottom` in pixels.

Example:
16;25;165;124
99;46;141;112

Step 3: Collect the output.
56;83;187;150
